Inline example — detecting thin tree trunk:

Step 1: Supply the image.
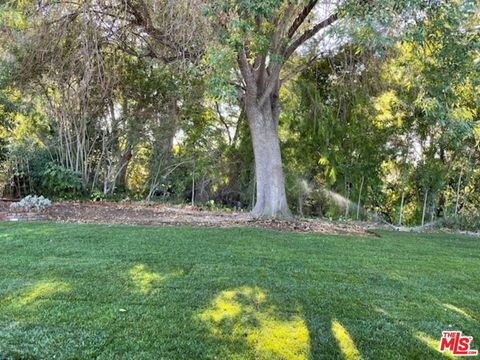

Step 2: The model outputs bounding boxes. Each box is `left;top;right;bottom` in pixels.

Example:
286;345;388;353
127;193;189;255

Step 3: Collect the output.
454;170;463;217
356;176;364;220
431;198;435;223
399;190;405;226
298;189;304;217
421;188;429;227
454;150;472;217
114;143;133;191
344;177;350;218
191;166;195;207
147;166;161;202
455;151;473;216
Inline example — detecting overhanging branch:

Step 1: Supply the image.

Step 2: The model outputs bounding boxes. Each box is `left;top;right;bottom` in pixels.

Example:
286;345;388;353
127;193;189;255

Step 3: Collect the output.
284;12;338;60
287;0;319;39
280;55;319;86
125;0;198;62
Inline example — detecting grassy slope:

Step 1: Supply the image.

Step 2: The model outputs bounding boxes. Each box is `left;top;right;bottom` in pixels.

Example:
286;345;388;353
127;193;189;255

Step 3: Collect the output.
0;222;478;360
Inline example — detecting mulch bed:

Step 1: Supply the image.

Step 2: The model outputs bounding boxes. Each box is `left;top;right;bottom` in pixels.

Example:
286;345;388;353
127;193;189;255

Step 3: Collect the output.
0;200;374;236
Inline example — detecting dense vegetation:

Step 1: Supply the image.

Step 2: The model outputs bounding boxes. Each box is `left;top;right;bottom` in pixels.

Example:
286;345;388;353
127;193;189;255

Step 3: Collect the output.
0;1;479;227
1;222;478;359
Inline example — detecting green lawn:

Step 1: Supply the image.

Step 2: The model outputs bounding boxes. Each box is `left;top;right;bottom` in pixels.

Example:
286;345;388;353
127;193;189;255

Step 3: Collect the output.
0;222;478;359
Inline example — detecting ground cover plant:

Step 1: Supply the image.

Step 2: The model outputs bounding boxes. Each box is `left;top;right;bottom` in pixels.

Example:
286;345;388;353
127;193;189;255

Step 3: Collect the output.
0;222;478;359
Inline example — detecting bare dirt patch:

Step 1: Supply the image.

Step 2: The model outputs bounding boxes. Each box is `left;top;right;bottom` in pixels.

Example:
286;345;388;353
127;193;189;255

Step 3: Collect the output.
0;200;373;236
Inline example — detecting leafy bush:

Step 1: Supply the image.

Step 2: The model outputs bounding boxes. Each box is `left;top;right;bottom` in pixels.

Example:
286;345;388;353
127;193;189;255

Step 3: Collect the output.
10;195;52;212
41;164;82;195
90;188;105;202
437;214;480;232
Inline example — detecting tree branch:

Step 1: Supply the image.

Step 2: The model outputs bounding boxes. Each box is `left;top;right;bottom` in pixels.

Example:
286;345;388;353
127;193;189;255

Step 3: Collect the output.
280;55;319;86
215;102;232;144
287;0;319;39
125;0;198;62
284;12;338;60
237;49;257;98
270;2;296;52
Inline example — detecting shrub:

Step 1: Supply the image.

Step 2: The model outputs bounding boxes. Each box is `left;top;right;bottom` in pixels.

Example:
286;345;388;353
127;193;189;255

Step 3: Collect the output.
90;188;105;202
41;164;82;195
437;213;480;232
10;195;52;212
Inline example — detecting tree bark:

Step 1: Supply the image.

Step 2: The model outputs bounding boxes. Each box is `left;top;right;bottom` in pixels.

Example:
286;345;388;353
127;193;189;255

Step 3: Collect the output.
398;190;405;226
421;188;428;226
228;6;339;218
344;177;350;218
191;165;195;207
356;176;364;220
245;92;291;218
114;143;133;192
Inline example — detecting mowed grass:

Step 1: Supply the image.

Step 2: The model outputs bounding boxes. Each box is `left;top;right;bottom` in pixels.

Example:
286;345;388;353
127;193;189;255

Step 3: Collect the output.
0;222;479;360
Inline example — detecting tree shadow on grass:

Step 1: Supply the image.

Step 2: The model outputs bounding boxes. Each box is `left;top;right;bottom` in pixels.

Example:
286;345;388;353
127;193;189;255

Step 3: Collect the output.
0;279;109;359
190;271;480;360
1;276;475;360
1;225;479;359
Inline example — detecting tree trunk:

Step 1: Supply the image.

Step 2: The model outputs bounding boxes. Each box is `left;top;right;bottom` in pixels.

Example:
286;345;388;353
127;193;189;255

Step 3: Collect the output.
115;143;133;191
356;176;364;220
455;170;463;217
191;165;195;207
421;188;428;227
344;177;350;218
245;94;291;218
398;190;405;226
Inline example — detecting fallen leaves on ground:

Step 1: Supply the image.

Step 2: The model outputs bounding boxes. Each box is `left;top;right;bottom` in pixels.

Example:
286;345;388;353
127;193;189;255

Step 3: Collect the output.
0;200;373;236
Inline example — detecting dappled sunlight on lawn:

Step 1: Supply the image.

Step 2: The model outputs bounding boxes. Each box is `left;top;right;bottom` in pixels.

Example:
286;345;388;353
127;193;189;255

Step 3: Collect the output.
129;264;182;294
415;331;455;359
198;286;310;360
1;222;478;359
3;281;71;308
370;301;472;359
370;300;472;359
442;303;475;320
331;320;362;360
0;224;59;238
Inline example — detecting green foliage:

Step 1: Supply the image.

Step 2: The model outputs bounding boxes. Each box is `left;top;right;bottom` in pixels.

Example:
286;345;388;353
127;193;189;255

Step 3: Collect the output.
438;213;480;232
203;45;237;100
40;163;81;195
0;60;21;163
90;188;105;202
282;47;391;218
278;0;479;225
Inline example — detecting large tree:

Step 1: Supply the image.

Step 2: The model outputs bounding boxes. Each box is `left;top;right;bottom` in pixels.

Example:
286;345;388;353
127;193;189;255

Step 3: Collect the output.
81;0;343;217
85;0;339;216
202;0;431;217
207;1;340;217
